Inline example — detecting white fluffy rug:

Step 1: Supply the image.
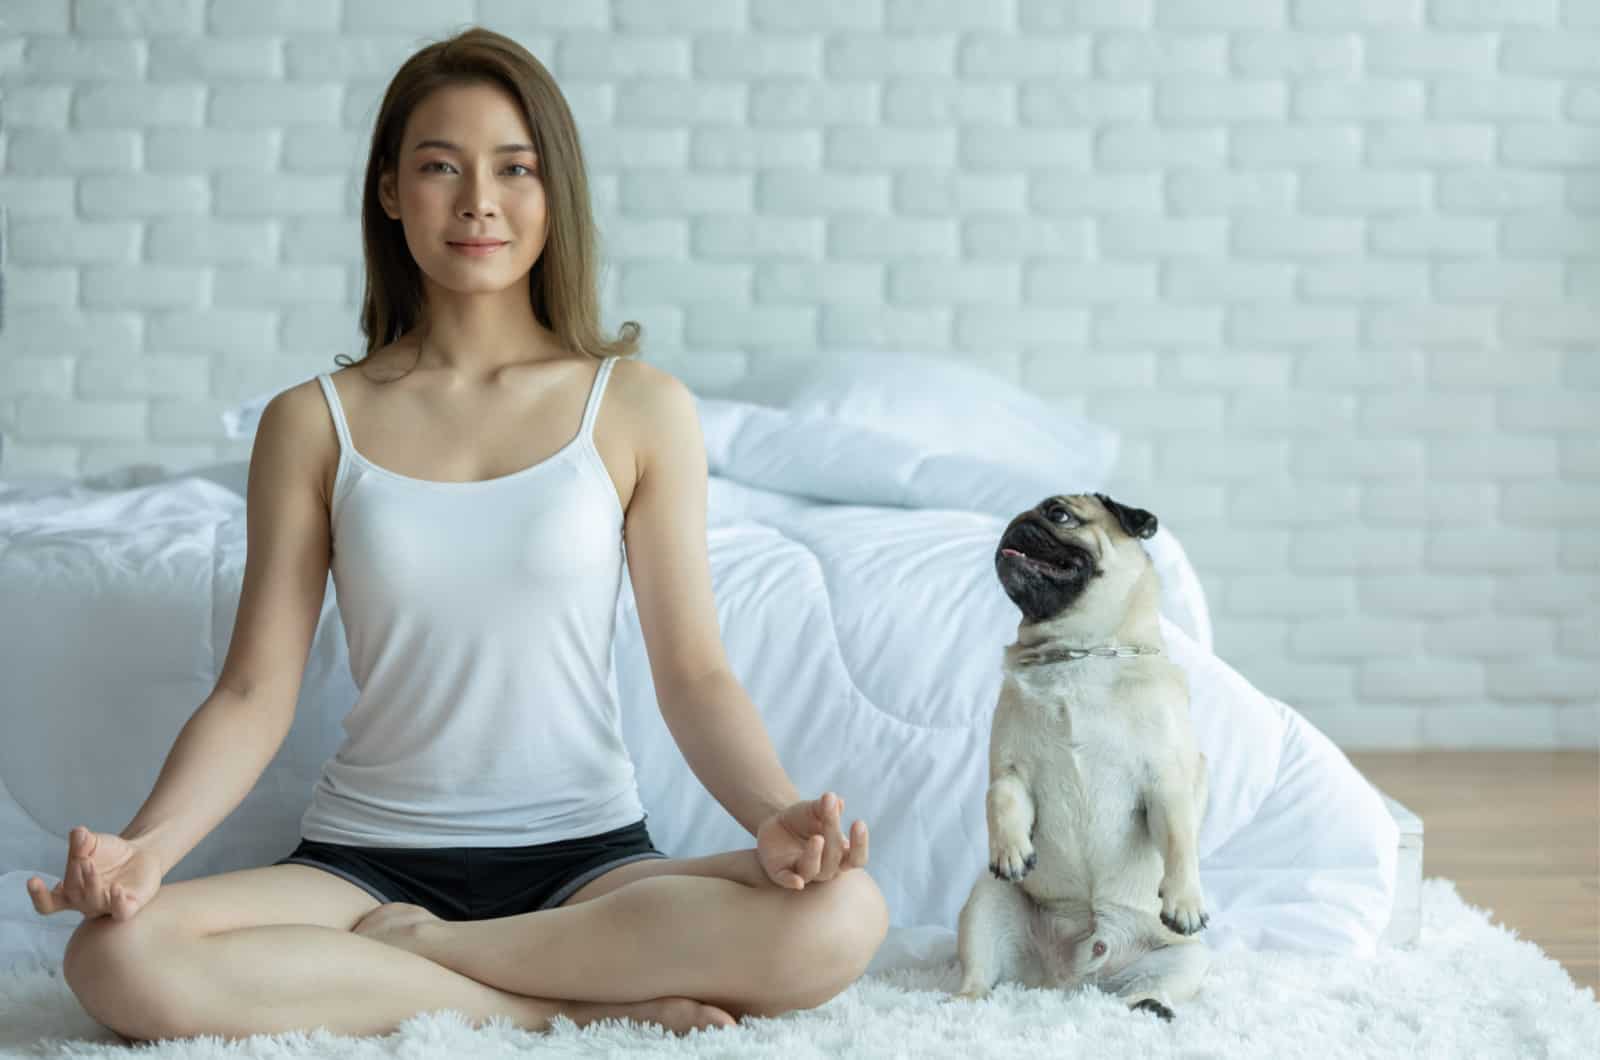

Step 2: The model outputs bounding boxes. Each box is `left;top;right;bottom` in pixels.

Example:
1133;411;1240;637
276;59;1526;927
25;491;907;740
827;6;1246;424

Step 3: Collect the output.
2;878;1596;1059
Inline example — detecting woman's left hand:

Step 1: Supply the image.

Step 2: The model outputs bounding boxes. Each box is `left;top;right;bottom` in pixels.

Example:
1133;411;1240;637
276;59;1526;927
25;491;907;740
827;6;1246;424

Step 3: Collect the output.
756;792;869;890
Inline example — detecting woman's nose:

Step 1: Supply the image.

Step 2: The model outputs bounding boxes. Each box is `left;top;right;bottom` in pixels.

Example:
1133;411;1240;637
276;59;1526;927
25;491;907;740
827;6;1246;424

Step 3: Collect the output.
457;176;497;217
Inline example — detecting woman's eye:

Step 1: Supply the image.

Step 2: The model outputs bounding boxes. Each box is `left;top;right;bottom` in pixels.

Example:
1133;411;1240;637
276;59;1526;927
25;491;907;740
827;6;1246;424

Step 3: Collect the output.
421;161;535;176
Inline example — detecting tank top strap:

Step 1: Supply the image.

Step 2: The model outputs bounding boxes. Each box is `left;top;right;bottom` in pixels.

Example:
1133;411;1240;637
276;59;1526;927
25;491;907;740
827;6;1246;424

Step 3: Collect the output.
315;373;356;455
577;356;617;443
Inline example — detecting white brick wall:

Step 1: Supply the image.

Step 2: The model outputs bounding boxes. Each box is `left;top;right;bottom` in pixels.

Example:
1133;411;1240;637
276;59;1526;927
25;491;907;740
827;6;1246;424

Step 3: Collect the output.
1;1;1595;748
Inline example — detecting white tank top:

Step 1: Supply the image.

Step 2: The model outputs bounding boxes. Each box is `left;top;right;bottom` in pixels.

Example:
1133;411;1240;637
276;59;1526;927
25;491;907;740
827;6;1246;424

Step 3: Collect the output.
298;356;648;847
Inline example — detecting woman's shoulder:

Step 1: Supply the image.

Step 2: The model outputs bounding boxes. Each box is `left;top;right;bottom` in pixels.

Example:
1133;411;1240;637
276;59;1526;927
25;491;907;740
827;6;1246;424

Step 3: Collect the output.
245;374;343;506
604;354;693;418
603;356;704;478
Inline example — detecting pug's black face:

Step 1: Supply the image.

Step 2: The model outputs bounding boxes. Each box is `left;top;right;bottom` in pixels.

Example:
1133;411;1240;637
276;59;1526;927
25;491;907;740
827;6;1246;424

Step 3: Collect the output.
994;494;1157;624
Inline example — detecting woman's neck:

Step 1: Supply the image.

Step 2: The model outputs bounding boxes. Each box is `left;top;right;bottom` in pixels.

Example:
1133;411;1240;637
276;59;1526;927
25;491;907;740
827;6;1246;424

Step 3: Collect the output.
412;286;563;377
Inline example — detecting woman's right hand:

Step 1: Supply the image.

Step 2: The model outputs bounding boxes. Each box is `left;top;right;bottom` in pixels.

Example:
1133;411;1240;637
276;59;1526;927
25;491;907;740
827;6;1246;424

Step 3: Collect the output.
26;826;163;922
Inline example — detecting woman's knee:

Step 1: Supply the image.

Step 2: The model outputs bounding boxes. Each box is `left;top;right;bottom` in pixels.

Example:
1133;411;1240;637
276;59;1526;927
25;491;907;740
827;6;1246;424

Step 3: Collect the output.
821;868;890;971
63;913;190;1041
778;869;890;1001
64;912;137;989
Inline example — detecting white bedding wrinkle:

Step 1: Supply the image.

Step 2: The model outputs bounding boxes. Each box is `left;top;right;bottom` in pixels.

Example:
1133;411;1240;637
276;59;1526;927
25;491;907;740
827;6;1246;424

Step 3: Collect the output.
1;402;1391;976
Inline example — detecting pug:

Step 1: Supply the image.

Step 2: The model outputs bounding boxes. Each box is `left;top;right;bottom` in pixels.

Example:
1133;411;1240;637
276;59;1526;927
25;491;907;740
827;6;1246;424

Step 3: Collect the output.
952;493;1211;1021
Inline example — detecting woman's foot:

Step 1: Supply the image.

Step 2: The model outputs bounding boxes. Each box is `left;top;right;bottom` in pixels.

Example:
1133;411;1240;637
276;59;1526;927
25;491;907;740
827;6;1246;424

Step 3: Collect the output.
353;904;738;1035
560;996;738;1035
350;901;442;955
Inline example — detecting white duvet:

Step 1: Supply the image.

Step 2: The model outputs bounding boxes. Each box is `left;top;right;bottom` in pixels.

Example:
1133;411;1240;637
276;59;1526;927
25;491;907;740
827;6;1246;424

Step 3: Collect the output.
0;399;1396;977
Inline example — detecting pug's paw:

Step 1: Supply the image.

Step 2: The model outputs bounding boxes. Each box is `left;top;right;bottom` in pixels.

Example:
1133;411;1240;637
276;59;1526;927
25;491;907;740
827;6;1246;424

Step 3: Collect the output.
1157;877;1209;935
989;837;1036;882
1132;997;1175;1021
951;980;991;1002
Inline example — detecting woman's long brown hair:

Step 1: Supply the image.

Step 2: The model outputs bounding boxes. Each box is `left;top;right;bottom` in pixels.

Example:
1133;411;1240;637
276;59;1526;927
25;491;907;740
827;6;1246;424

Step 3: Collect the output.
336;25;639;374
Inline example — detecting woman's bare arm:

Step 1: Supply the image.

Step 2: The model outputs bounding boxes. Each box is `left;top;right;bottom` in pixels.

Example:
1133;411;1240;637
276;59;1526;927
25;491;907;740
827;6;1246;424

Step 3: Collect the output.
119;381;337;875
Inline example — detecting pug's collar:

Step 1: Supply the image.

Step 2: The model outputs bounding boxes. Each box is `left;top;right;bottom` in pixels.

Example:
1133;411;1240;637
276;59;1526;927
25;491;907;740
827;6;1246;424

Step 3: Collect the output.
1012;643;1162;666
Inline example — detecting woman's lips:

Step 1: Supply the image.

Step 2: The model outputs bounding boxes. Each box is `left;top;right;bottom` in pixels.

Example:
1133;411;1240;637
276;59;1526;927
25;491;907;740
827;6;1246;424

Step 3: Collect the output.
448;241;507;257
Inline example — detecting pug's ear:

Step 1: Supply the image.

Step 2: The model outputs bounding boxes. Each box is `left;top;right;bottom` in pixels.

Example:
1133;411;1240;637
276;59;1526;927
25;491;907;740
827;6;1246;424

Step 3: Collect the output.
1093;493;1158;540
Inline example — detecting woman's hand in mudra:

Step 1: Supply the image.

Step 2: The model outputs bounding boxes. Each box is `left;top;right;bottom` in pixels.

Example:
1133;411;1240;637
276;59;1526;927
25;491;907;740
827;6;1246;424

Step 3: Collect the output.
27;826;163;922
756;791;869;890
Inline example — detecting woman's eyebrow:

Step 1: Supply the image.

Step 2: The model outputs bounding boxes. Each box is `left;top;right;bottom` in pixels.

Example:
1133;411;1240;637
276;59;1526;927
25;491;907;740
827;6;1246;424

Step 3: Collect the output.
412;139;535;154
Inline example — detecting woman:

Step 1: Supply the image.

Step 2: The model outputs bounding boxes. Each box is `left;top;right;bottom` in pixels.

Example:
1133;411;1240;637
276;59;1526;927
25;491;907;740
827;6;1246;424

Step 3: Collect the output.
27;26;887;1042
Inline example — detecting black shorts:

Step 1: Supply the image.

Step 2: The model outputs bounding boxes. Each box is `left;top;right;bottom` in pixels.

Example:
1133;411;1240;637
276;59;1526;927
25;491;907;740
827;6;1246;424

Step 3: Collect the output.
273;816;669;921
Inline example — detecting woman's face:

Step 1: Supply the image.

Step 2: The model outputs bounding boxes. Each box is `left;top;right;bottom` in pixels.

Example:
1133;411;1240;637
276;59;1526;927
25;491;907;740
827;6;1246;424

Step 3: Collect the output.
379;81;548;298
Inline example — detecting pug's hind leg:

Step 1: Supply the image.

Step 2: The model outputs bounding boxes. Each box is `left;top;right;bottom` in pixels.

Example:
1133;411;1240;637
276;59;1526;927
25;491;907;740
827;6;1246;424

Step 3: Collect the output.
1097;941;1210;1022
954;874;1039;1000
987;771;1036;882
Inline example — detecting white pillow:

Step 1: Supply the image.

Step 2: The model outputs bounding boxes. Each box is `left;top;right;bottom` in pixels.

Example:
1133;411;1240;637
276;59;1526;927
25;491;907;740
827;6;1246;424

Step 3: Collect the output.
784;353;1120;489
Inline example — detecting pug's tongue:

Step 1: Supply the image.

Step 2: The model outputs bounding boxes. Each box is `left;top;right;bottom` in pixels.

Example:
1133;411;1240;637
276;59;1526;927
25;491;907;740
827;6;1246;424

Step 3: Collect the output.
1002;547;1049;564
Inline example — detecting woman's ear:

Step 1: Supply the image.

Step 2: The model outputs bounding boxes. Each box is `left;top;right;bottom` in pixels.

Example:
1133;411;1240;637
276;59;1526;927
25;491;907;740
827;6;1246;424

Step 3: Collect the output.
379;169;400;220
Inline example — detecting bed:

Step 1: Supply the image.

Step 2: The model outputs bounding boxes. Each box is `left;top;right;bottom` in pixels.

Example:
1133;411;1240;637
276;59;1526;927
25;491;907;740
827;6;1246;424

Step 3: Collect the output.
0;356;1401;978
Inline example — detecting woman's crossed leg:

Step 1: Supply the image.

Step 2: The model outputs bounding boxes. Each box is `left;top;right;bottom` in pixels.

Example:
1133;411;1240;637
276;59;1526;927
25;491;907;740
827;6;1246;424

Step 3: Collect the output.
351;846;891;1021
60;861;739;1042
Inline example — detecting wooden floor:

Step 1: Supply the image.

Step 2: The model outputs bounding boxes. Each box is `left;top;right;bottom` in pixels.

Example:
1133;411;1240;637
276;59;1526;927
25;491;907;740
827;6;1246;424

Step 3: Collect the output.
1348;751;1599;996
